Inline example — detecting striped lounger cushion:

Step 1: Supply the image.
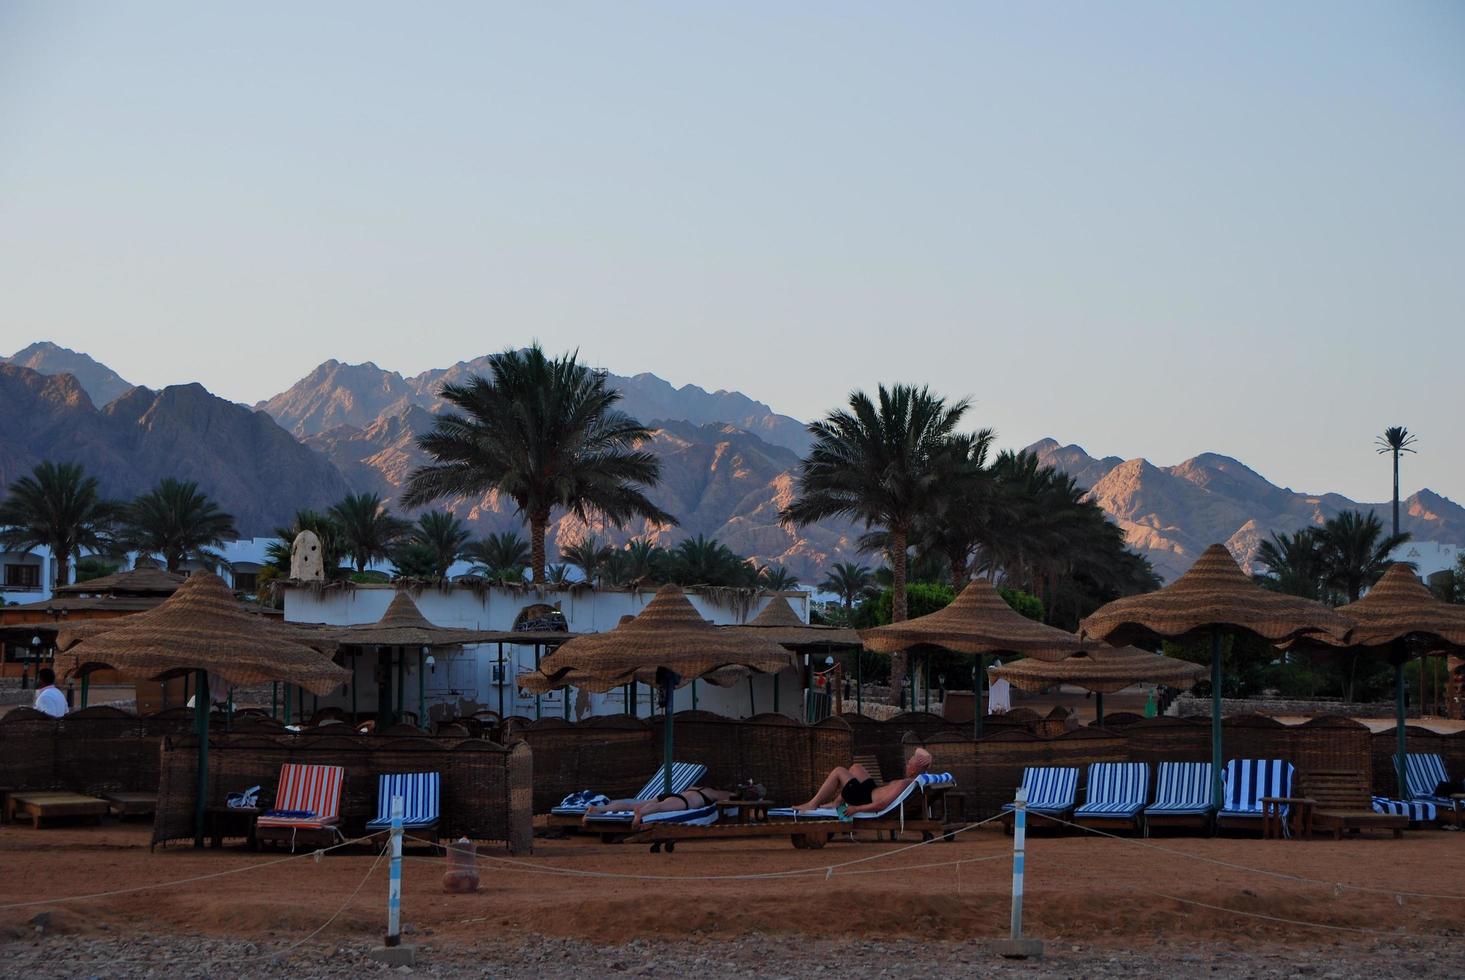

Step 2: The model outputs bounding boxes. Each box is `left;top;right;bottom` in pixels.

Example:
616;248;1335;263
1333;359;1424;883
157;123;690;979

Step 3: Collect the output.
1003;767;1078;815
1371;796;1437;823
1218;759;1294;828
767;772;955;821
257;764;344;829
639;803;722;827
1144;762;1213;816
366;772;440;830
1075;762;1149;819
1399;753;1460;810
584;763;709;823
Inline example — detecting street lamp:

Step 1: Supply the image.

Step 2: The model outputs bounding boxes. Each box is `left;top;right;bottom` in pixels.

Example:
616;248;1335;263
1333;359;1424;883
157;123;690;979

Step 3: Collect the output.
25;634;40;690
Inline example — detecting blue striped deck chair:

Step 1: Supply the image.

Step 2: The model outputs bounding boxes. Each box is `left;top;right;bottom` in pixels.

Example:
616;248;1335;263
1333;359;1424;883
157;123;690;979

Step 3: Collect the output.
582;763;709;825
1143;762;1214;835
366;772;440;833
1217;759;1294;836
1074;762;1149;829
768;772;956;826
1397;753;1460;816
1002;767;1078;828
1371;796;1438;824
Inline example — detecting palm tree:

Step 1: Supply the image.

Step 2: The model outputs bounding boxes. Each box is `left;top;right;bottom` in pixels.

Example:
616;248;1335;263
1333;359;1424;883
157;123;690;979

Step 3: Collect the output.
560;534;615;586
1254;529;1325;600
0;461;119;588
1316;510;1410;603
757;565;800;591
664;534;753;586
398;510;471;579
606;537;665;586
1375;426;1418;541
818;561;873;615
544;562;573;585
461;531;531;582
328;493;410;573
402;344;676;583
913;429;998;585
117;478;236;573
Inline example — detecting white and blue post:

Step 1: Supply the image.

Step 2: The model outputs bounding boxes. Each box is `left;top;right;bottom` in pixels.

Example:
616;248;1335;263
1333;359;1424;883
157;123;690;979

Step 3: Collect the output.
995;785;1043;958
386;795;404;948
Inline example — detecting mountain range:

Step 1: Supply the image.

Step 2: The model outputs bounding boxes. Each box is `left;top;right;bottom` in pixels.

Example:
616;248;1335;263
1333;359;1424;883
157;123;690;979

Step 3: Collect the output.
4;340;1462;583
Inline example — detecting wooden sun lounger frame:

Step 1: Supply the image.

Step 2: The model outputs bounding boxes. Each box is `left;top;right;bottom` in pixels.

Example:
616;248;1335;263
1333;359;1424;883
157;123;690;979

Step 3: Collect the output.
5;791;109;828
624;786;955;852
1304;769;1407;840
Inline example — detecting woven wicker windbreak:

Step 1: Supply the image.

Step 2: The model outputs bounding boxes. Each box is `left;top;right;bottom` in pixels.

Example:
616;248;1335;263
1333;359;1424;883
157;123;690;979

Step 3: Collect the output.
1079;543;1353;646
54;566;186;596
720;596;862;650
54;572;349;695
1309;563;1465;651
324;591;506;649
986;645;1207;695
518;584;795;693
859;577;1097;661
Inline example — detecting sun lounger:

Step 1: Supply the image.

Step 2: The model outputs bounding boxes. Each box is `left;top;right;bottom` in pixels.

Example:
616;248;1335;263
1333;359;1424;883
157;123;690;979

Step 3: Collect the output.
1303;769;1406;839
1216;758;1294;835
103;791;158;819
1370;796;1437;824
630;772;957;851
1001;767;1078;831
1396;753;1462;825
1073;762;1150;831
5;791;109;828
1143;762;1214;835
365;772;441;839
256;764;345;851
567;762;708;826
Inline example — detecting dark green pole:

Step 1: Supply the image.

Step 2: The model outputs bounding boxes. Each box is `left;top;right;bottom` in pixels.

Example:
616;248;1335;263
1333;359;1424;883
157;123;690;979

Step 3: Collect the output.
856;653;863;715
376;647;392;726
418;649;427;731
534;646;542;720
1395;650;1408;798
691;678;698;710
973;657;984;740
80;674;90;709
394;649;404;721
662;674;675;796
747;675;755;716
1095;691;1105;726
564;685;571;720
283;684;292;725
773;670;780;714
1210;630;1224;808
350;656;358;725
497;642;505;719
909;661;916;714
923;653;930;713
271;681;278;720
193;669;210;848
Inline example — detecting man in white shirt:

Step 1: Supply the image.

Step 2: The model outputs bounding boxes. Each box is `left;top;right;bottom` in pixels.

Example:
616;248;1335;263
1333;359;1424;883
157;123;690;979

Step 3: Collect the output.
32;668;68;718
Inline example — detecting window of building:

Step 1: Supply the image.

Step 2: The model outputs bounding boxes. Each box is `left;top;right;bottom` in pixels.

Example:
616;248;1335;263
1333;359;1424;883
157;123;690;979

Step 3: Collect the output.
4;564;41;589
233;571;259;593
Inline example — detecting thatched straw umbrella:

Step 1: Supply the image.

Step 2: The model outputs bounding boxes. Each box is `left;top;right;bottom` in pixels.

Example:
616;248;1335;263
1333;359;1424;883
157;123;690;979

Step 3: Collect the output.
519;584;794;794
321;591;524;728
1293;563;1465;795
986;646;1206;723
861;577;1100;735
1080;543;1352;801
56;572;349;847
722;596;862;715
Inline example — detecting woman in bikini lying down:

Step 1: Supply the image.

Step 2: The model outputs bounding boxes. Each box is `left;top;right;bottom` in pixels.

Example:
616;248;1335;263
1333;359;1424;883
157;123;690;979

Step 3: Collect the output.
583;787;735;828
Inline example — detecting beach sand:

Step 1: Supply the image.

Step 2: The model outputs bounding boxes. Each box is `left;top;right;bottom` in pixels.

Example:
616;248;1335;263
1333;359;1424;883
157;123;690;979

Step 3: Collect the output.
1;821;1462;977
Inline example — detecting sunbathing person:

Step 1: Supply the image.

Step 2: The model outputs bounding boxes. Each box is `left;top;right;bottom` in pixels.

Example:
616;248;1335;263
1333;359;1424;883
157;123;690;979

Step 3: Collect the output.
583;786;734;828
792;747;932;815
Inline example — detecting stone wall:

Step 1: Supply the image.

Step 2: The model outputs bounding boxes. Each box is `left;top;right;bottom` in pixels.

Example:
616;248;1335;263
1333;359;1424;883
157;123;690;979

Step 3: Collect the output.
1172;695;1413;720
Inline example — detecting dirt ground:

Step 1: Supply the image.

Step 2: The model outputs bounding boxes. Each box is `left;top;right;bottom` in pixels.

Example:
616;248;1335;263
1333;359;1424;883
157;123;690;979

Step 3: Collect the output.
1;819;1463;977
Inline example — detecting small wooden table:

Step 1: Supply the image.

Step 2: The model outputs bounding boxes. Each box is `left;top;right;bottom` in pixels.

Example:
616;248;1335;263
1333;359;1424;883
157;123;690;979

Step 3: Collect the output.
1449;794;1465;828
1261;797;1313;839
717;800;771;824
104;792;158;819
204;805;261;850
6;791;109;828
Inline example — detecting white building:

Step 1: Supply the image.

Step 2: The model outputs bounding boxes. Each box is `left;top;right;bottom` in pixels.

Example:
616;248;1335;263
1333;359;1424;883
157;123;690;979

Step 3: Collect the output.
283;584;811;722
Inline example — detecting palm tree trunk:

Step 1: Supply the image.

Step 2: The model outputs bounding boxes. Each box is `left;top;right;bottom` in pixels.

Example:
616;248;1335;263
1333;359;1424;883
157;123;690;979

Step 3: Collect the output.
530;512;549;584
53;551;69;590
890;527;909;704
1392;451;1400;541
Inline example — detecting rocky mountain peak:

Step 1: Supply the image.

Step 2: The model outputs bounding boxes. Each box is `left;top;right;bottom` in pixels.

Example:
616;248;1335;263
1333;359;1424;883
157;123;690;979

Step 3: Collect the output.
4;341;135;407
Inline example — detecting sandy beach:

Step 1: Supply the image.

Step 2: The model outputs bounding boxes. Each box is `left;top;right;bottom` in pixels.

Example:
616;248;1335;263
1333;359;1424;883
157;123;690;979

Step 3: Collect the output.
2;821;1462;977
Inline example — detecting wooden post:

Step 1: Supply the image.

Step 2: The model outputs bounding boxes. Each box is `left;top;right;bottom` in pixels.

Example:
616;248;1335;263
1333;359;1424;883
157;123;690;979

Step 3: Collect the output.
193;669;210;849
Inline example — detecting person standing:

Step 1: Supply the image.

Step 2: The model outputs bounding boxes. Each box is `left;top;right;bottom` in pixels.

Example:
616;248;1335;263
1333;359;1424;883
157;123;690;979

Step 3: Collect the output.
32;667;68;718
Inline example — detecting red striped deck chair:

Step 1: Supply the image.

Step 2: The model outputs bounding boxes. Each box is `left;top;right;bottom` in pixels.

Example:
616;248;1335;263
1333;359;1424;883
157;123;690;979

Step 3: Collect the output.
256;764;346;851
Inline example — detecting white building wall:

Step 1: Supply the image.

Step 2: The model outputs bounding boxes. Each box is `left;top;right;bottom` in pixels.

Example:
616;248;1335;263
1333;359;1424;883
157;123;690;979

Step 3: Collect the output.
283;585;811;722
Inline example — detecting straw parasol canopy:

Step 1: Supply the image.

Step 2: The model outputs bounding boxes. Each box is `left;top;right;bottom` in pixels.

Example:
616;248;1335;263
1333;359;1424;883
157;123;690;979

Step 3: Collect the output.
520;584;795;694
722;596;862;650
323;591;508;649
55;572;347;694
1306;563;1465;651
54;565;186;597
1079;544;1353;647
987;645;1207;695
860;577;1099;661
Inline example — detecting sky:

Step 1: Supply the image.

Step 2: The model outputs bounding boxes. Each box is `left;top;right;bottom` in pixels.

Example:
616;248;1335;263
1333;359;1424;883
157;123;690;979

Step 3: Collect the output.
1;2;1461;504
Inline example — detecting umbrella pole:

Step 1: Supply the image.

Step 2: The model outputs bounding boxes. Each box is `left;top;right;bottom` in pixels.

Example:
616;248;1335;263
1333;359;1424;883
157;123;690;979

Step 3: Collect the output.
856;653;863;716
271;681;278;720
1395;647;1408;798
534;645;542;720
691;678;698;710
923;653;930;713
748;675;755;716
497;642;504;719
1095;692;1104;726
419;649;427;732
395;649;404;721
773;670;780;714
662;674;675;796
350;656;358;725
80;674;89;709
974;658;984;740
1210;630;1223;808
193;669;210;849
564;685;571;721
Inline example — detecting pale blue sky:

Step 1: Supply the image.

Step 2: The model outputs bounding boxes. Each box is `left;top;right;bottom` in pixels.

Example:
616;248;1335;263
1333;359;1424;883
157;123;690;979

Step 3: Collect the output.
1;2;1461;503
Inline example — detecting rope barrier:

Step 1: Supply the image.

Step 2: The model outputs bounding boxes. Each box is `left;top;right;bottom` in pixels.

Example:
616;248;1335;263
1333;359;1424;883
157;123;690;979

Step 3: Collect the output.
1144;889;1464;942
261;841;388;961
0;833;380;913
1041;814;1465;902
